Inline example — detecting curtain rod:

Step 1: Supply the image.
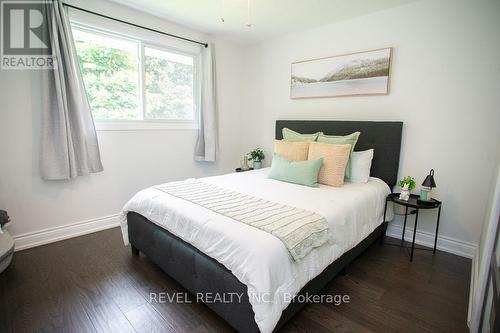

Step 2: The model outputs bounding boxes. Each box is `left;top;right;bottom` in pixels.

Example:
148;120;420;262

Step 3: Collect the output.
63;3;209;48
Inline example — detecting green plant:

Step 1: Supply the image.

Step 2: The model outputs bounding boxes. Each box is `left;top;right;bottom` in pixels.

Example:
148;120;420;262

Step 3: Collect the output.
248;148;265;161
399;176;416;190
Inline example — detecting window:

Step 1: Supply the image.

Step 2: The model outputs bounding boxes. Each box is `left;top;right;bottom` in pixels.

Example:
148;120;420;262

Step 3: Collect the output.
144;47;195;121
73;29;140;120
72;25;199;128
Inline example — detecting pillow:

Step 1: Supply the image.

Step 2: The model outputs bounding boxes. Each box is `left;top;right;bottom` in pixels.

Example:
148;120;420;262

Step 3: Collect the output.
269;153;323;187
274;140;309;161
350;149;374;183
317;132;360;180
307;142;351;187
282;128;321;142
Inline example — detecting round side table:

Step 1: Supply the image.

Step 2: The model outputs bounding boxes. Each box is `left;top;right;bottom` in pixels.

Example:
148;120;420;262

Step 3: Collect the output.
383;193;442;262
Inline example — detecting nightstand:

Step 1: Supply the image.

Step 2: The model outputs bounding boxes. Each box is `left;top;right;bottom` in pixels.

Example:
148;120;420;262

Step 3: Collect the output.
383;193;442;262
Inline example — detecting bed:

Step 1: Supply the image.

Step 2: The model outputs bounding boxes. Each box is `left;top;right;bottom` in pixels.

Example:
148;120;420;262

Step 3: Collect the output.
122;120;403;333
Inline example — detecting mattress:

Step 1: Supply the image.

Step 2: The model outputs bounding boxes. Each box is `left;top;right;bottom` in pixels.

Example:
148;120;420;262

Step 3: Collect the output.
121;168;392;333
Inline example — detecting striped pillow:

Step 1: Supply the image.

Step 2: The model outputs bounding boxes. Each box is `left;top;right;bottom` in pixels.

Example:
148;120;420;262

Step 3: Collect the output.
317;132;360;180
308;142;351;187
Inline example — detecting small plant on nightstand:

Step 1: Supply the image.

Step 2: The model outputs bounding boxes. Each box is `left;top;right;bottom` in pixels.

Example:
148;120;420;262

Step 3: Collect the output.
398;176;416;201
399;176;416;190
248;148;265;169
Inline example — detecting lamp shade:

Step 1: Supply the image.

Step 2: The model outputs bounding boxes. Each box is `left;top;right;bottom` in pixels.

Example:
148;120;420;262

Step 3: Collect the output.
422;169;436;188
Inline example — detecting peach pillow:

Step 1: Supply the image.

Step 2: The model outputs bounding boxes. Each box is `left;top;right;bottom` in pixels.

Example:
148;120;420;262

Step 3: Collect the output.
308;142;351;187
274;140;310;161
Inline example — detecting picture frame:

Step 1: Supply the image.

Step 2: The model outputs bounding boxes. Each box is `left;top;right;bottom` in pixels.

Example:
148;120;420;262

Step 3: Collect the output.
290;47;393;99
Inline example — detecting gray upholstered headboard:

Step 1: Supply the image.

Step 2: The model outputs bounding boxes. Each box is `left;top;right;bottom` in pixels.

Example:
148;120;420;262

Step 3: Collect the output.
275;120;403;187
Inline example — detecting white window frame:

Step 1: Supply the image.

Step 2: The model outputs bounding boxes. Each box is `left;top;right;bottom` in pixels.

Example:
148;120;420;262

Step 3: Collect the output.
70;22;201;131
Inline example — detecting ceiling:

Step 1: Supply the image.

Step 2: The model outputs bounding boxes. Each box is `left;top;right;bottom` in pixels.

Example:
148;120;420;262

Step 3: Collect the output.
110;0;419;44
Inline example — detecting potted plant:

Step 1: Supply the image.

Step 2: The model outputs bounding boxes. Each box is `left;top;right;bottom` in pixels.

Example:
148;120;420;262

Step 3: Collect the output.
398;176;416;201
248;148;265;169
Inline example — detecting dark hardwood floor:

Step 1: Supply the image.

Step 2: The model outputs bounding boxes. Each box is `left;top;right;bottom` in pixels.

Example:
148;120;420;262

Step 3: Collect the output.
0;227;471;333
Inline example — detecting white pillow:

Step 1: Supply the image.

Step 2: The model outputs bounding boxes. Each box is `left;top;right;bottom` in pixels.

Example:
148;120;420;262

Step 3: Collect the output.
350;149;374;183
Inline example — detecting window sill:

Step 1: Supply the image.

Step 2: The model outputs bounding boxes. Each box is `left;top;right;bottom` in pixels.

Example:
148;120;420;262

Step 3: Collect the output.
95;121;199;131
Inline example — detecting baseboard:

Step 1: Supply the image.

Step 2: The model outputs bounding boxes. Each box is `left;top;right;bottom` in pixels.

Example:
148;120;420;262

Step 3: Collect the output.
10;214;476;258
12;214;122;252
386;223;476;259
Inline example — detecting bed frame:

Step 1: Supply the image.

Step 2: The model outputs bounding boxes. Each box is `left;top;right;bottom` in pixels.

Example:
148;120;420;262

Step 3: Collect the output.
128;120;403;332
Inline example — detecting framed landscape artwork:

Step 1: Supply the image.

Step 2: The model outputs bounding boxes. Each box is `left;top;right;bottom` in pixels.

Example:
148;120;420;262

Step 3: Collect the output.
290;47;392;98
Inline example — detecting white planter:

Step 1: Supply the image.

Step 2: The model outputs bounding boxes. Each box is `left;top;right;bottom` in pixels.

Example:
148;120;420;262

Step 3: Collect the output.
399;189;410;201
253;161;262;169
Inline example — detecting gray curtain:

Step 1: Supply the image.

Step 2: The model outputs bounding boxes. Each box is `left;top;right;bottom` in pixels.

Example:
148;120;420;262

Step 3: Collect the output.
195;43;217;162
40;0;103;180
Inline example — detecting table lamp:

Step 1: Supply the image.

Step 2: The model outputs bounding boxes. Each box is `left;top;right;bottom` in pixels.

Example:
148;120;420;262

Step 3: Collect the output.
419;169;436;201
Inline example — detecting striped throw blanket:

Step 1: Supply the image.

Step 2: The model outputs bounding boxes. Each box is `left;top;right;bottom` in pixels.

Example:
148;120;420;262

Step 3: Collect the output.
155;180;329;261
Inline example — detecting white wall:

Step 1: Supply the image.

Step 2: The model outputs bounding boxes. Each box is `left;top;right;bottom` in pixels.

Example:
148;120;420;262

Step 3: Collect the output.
239;0;500;252
0;0;245;243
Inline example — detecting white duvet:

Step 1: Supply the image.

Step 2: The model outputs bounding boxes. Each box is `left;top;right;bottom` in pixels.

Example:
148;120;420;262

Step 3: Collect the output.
121;168;392;333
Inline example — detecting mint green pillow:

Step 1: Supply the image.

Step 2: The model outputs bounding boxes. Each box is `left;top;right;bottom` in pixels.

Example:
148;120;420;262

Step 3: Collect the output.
268;153;323;187
317;132;360;180
282;128;321;142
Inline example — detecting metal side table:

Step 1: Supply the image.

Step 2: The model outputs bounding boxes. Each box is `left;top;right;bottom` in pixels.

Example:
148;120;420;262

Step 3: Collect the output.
383;193;442;262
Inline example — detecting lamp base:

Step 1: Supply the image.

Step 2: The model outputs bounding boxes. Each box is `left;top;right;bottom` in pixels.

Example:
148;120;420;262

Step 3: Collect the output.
419;187;432;201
